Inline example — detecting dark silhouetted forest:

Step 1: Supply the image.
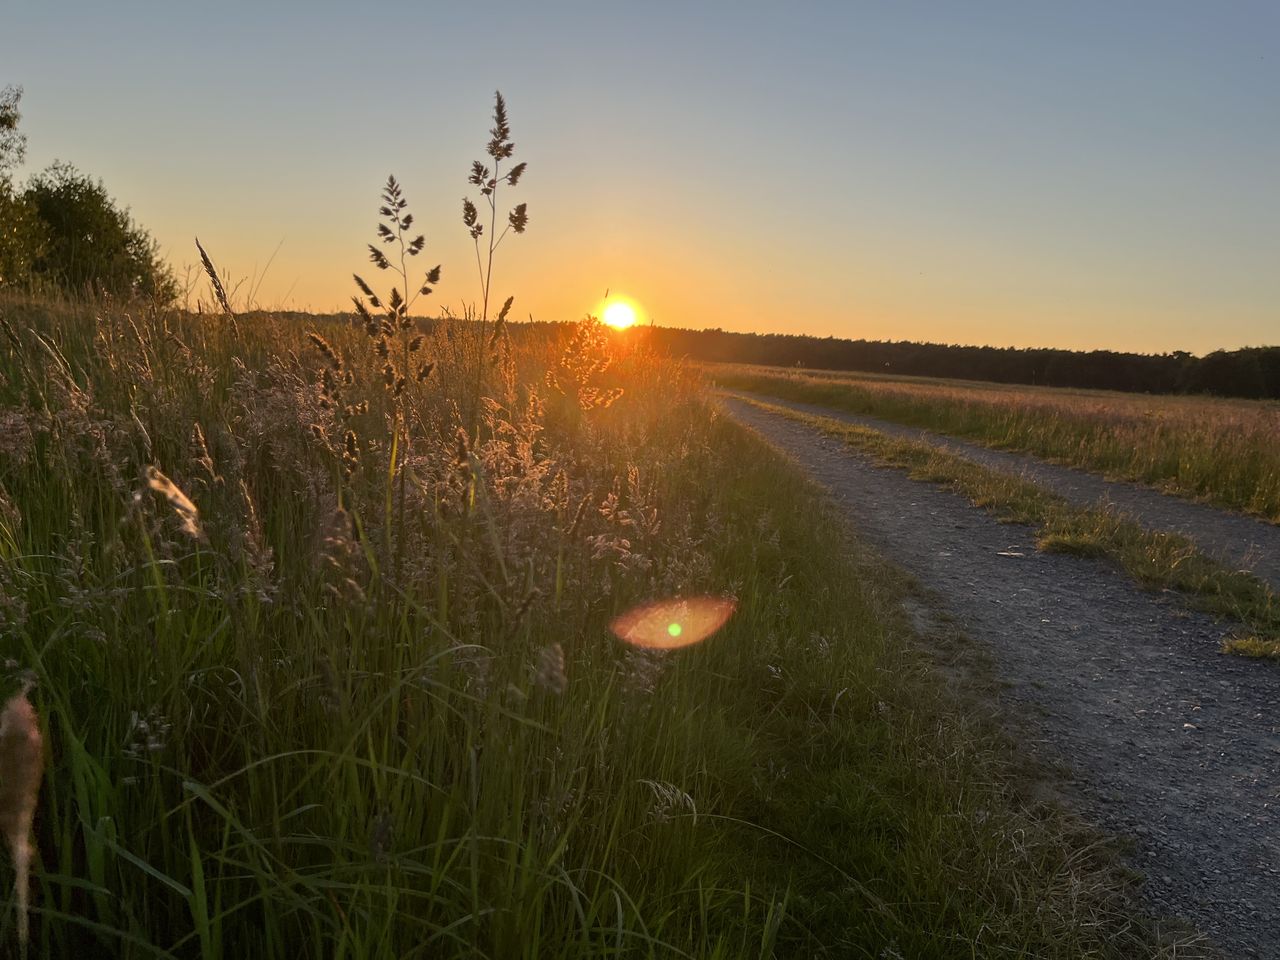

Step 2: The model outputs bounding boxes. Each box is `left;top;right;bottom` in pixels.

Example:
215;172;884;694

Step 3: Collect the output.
642;326;1280;400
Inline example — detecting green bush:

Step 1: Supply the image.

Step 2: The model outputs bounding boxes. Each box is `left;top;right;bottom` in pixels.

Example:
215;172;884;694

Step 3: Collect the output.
0;181;44;288
22;162;177;302
1;85;176;301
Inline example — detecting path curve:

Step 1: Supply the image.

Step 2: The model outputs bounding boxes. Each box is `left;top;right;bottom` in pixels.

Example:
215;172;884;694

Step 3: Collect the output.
723;396;1280;958
724;390;1280;590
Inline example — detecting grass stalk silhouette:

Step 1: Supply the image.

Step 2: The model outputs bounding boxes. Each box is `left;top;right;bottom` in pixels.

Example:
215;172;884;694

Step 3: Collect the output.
462;90;527;436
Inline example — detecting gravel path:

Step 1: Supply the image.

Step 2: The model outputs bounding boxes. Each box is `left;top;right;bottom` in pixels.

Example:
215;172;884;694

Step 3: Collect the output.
723;396;1280;958
725;391;1280;591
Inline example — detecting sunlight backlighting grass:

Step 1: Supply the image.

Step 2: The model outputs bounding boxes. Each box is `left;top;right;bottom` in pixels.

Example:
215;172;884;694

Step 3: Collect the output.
0;92;1175;958
0;293;1173;956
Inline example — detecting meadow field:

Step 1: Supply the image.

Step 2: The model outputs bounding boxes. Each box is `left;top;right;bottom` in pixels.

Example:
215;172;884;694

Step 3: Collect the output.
0;290;1177;958
4;12;1276;954
711;365;1280;523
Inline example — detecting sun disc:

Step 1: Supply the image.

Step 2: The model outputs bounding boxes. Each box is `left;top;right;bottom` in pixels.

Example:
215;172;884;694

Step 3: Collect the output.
603;301;637;330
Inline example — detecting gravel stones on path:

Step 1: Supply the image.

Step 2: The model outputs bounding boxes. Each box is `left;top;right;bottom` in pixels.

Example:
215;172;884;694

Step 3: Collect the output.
723;397;1280;959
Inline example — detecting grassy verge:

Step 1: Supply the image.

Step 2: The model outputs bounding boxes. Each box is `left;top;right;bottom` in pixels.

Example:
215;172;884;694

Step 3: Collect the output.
710;366;1280;523
735;396;1280;660
0;296;1182;956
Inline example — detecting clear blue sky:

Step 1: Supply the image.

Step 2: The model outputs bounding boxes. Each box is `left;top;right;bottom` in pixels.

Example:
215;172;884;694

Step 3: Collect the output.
4;1;1277;353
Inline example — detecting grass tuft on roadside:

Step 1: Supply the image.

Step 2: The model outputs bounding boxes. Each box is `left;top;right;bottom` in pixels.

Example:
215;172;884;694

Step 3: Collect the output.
1037;532;1111;558
1221;635;1280;659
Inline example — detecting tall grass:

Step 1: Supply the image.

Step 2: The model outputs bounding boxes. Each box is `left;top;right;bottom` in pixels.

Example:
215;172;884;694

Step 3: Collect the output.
0;95;1178;957
1;292;1182;957
712;365;1280;522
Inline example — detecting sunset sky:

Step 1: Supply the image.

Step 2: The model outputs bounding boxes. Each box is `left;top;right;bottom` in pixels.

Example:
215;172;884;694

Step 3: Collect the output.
4;1;1277;354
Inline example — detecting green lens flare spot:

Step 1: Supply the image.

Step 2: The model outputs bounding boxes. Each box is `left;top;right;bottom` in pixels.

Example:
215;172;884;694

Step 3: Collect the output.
667;622;682;638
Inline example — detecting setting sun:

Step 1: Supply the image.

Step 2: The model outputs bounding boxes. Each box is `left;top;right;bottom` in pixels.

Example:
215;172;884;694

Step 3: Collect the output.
603;300;637;330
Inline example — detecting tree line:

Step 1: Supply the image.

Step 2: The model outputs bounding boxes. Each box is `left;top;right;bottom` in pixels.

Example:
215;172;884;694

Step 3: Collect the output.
645;326;1280;401
0;86;176;301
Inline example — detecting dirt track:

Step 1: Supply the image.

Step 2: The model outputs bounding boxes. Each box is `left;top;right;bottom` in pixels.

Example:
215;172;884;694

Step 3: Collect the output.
722;396;1280;958
726;390;1280;591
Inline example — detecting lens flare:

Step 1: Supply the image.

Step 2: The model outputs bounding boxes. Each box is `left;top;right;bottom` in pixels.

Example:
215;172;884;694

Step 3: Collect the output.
610;596;737;650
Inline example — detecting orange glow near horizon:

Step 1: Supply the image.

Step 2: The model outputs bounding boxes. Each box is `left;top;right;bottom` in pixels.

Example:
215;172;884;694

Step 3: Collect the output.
8;4;1277;358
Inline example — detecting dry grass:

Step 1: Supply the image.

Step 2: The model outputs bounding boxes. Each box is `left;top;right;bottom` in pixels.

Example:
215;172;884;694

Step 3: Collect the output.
1221;635;1280;659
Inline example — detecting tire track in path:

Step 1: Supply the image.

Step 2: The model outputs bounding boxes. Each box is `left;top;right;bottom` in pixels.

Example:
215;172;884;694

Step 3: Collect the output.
724;390;1280;591
722;396;1280;959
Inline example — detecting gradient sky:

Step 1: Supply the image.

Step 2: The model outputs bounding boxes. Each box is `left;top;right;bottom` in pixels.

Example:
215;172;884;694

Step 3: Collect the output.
3;1;1277;353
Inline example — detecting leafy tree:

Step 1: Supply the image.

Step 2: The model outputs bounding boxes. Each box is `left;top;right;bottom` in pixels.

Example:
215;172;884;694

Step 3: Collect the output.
1;84;26;174
0;85;45;288
0;181;45;288
23;162;177;301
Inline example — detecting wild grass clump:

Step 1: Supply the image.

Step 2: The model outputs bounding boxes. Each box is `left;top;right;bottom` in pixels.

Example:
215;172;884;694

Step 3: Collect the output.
0;93;1178;957
1221;635;1280;659
1036;531;1112;558
713;365;1280;522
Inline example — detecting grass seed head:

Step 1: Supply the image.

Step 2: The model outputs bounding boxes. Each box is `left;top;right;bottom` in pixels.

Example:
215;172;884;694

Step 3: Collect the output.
194;237;238;335
534;642;567;695
190;421;221;487
145;466;205;541
0;685;43;947
307;332;343;372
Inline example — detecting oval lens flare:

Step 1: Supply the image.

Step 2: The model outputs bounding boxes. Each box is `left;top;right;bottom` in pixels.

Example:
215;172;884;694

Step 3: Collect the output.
610;596;737;650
